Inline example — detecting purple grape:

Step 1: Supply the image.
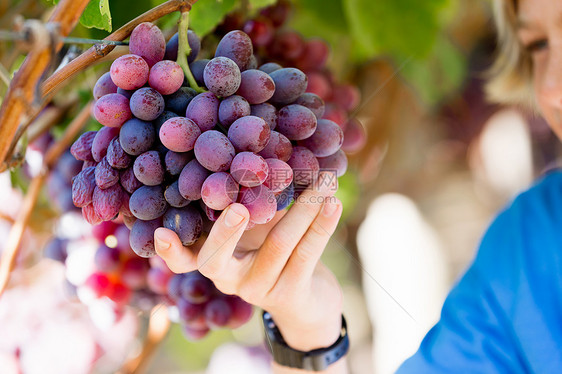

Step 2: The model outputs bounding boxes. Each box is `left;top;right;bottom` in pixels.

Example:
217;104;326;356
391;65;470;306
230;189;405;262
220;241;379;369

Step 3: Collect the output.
92;183;123;221
133;151;164;186
230;152;268;187
153;110;179;132
194;130;235;172
129;185;168;220
226;295;254;328
168;274;185;300
56;151;83;182
129;217;163;257
159;117;201;152
129;22;166;67
110;54;149;90
239;184;276;224
165;151;193;176
82;203;102;225
263;158;293;192
147;267;172;295
180;272;213;303
215;30;253;71
228;116;271;153
165;87;196;114
276;104;317;140
182;324;210;340
83;160;97;169
106;137;132;169
200;200;221;221
203;57;241;97
119;118;156;156
250;103;277;130
121;257;149;289
93;93;132;128
341;118;367;153
71;131;96;161
149;60;184;95
163;206;203;246
201;172;239;210
92;127;120;162
117;87;134;99
130;87;165;121
258;62;282;74
205;298;232;328
44;238;68;263
258;131;292;162
236;69;275;104
299;119;344;157
178;299;206;323
120;167;143;194
318;149;348;177
95;157;119;189
275;183;294;211
72;166;96;207
120;192;133;217
189;59;209;87
165;181;191;208
178;159;210;200
94;245;121;272
93;72;118;100
218;95;250;127
185;92;220;132
269;68;308;105
295;93;325;119
287;146;320;186
164;30;201;62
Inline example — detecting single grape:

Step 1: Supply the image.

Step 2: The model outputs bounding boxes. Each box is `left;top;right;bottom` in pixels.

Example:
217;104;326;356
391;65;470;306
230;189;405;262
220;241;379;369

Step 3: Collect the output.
189;59;210;87
230;152;268;187
72;166;96;207
165;151;193;176
268;31;305;60
225;295;254;329
205;298;232;328
133;150;164;186
228;116;271;153
269;68;308;105
218;95;250;127
201;172;239;210
168;274;185;300
185;92;220;132
215;30;253;71
106;137;132;169
120;192;134;217
165;87;197;114
180;272;213;304
287;146;319;186
322;104;347;129
341;118;367;153
119;118;156;156
92;183;123;221
250;103;277;130
153;110;179;133
56;151;83;182
93;93;132;128
91;220;118;241
110;54;149;90
159;117;201;152
260;0;290;27
94;245;121;272
129;22;166;67
121;257;149;289
148;60;184;95
95;157;120;189
147;267;172;295
163;206;203;246
182;324;210;341
276;104;317;140
243;18;274;47
129;217;163;257
120;167;143;194
295;39;329;71
178;298;206;323
164;30;201;62
332;84;361;112
258;62;282;74
236;69;275;104
82;160;97;170
44;238;68;263
194;130;236;172
71;131;96;161
92;127;120;162
299;119;344;157
275;182;294;211
82;203;103;225
93;72;118;100
200;200;221;222
129;185;167;220
130;87;165;121
239;184;276;224
295;93;325;119
318;149;348;177
305;71;332;100
178;159;210;200
263;158;293;192
165;181;191;208
203;57;241;97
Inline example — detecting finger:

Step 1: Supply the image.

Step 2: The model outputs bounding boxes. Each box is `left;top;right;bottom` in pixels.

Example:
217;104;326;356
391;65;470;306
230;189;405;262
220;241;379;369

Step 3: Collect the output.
281;197;342;284
197;203;249;280
154;227;197;273
251;171;337;283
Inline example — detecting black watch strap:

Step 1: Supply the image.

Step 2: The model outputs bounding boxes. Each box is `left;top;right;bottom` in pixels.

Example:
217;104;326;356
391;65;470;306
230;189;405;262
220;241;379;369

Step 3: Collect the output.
262;311;349;371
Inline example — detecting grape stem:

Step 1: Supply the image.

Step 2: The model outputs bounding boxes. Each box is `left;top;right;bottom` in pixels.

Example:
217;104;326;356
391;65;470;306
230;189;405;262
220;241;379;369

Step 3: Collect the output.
177;11;205;93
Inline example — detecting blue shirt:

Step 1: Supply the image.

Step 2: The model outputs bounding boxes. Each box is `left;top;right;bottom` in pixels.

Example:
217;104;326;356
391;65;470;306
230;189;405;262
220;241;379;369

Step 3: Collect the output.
397;171;562;373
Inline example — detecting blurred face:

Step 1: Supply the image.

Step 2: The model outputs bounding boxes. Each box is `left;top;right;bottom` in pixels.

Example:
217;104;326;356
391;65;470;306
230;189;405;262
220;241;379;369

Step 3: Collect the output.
517;0;562;138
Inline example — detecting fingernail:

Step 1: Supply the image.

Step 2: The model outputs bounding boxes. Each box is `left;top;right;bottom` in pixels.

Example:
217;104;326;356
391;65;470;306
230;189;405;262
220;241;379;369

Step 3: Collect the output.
155;230;171;251
224;204;246;228
323;201;339;217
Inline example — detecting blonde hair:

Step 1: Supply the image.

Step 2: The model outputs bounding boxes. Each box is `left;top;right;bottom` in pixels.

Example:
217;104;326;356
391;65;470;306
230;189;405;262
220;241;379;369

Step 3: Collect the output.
486;0;535;107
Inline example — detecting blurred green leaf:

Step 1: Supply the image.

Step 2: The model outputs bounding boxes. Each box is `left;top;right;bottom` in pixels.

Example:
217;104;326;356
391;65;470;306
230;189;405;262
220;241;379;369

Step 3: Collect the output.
79;0;112;32
190;0;238;37
248;0;277;10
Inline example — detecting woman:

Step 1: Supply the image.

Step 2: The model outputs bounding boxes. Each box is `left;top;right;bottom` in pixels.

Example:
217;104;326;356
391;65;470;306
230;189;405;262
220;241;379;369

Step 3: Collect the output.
155;0;562;372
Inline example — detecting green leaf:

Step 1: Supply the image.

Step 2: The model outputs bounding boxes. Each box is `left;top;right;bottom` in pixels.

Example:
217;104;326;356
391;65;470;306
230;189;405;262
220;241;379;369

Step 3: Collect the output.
248;0;277;10
189;0;238;38
79;0;112;32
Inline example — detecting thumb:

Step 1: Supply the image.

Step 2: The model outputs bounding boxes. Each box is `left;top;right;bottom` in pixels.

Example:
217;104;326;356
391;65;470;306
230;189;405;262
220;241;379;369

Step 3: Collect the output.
154;227;198;273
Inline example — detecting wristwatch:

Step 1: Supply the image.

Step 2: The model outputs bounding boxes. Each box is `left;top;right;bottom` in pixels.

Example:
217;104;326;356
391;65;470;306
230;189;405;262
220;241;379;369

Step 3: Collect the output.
262;311;349;371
